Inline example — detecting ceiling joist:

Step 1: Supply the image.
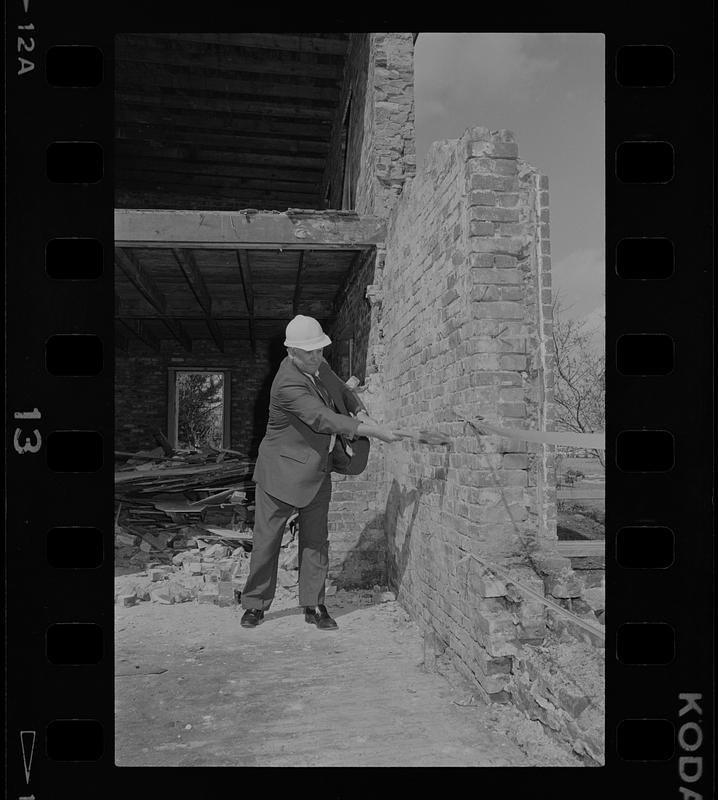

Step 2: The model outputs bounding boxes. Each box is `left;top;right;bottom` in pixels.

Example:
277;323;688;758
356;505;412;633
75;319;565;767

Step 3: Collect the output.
172;248;224;353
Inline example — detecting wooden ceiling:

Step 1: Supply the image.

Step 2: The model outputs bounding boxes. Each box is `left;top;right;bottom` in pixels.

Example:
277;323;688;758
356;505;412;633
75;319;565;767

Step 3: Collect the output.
115;33;350;211
115;246;368;352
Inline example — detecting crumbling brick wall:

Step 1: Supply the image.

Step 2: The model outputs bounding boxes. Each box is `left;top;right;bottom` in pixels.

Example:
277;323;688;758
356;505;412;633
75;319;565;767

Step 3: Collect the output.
323;33;416;216
115;339;275;457
369;126;558;699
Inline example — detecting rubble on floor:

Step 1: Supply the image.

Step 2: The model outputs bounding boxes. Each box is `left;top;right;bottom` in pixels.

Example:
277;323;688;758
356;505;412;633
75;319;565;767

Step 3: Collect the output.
116;443;273;601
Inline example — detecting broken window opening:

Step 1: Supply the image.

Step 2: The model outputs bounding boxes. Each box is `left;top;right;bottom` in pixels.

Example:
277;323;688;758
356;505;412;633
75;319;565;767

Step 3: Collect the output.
168;369;231;450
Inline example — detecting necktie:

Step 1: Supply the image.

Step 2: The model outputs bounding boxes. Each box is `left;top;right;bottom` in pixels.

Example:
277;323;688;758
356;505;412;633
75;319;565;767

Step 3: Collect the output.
311;373;353;457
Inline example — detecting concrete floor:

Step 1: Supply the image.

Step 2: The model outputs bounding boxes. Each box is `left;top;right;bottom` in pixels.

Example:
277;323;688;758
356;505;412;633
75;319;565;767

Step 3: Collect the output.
115;590;535;767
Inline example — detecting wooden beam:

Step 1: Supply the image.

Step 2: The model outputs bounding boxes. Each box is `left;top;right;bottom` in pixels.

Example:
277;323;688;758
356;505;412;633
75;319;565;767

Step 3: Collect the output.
115;210;386;250
117;92;336;121
172;248;224;353
115;189;321;212
293;251;306;315
119;318;160;352
236;250;256;351
135;33;350;55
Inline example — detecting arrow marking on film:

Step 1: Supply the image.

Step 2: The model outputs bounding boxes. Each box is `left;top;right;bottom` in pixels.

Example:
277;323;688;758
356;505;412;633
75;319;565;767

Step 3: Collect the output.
20;731;36;784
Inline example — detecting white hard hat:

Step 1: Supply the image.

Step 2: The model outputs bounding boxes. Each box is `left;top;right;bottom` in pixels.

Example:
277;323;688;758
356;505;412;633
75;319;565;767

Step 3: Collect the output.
284;315;332;350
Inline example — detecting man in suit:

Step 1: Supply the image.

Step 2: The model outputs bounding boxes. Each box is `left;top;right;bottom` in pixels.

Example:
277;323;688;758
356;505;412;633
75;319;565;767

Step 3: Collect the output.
241;315;399;630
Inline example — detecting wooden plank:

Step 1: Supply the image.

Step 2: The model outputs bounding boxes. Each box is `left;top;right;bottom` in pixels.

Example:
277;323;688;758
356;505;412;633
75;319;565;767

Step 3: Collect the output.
138;33;350;55
116;142;327;171
117;166;321;191
116;44;345;80
114;188;320;212
115;109;331;140
117;92;336;121
116;127;330;156
293;251;306;315
115;210;386;250
116;64;342;103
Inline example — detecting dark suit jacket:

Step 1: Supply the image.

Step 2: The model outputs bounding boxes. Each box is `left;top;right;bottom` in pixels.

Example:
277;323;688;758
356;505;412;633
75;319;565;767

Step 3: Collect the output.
253;356;365;506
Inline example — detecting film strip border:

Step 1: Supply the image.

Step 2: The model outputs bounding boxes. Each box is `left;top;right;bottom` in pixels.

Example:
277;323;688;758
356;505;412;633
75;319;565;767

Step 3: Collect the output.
5;13;713;797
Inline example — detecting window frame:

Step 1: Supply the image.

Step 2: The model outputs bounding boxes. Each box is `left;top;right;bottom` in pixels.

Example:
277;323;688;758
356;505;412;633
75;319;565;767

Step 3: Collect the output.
167;368;231;449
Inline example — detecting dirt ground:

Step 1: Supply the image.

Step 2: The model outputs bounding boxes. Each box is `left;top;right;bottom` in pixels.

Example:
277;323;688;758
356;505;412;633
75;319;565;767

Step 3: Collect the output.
115;584;580;767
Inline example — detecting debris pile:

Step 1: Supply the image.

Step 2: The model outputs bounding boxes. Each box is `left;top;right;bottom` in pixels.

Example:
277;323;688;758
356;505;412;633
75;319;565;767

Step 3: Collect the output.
115;442;307;606
115;512;301;608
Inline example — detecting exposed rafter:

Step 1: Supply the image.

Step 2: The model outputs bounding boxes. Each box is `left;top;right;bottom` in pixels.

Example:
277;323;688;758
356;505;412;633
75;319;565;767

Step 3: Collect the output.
115;247;191;352
236;250;256;351
172;248;224;353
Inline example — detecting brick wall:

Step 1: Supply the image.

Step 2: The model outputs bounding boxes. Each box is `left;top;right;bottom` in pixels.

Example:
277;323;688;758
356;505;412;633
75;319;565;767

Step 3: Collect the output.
370;127;557;698
322;33;416;216
115;337;279;457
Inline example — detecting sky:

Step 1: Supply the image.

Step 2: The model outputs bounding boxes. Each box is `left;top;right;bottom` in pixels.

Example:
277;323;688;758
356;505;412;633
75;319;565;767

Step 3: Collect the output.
414;33;605;329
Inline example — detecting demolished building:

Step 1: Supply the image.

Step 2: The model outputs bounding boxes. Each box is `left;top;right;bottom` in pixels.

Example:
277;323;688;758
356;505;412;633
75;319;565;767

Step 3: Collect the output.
114;32;604;762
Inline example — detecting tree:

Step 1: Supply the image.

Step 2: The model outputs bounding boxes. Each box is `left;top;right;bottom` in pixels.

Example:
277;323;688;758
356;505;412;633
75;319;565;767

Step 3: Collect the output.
176;373;224;450
551;295;605;468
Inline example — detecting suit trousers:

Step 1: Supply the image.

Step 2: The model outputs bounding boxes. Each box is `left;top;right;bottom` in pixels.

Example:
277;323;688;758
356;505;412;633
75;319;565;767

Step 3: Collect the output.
241;474;332;611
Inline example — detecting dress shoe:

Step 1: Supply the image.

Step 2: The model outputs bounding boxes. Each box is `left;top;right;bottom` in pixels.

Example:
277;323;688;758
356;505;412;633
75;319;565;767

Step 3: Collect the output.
304;604;338;630
240;608;264;628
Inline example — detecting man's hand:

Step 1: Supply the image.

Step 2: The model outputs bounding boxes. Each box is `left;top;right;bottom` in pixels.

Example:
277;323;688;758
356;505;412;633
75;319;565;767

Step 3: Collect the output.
356;422;402;443
356;410;380;427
